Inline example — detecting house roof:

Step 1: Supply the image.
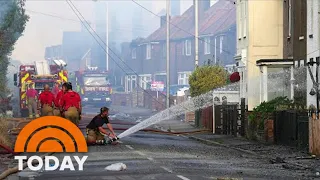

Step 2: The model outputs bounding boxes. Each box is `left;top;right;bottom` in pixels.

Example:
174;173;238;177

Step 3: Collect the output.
144;0;236;43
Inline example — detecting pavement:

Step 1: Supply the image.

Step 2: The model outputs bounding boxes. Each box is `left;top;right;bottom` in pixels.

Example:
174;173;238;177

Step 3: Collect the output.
2;105;320;179
154;116;320;178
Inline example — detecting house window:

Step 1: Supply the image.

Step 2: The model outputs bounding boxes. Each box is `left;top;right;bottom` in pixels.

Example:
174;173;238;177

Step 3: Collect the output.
178;72;191;85
139;75;152;90
162;43;166;58
132;48;136;59
185;40;191;56
204;37;210;55
146;44;151;59
125;75;137;92
131;75;136;90
219;36;224;54
288;0;292;37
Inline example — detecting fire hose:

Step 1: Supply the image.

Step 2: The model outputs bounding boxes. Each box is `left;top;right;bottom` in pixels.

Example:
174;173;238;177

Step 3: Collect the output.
9;127;210;136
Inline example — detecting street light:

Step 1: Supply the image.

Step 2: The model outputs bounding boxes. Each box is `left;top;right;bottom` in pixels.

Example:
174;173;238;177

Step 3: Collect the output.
307;57;320;115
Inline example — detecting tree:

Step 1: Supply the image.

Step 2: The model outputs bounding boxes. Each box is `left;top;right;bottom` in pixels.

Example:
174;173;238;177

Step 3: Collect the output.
189;65;229;97
0;0;29;97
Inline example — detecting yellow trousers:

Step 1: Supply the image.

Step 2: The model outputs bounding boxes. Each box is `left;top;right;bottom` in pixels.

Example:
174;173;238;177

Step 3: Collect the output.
27;97;39;118
41;104;53;116
64;107;80;125
86;129;105;143
53;109;61;116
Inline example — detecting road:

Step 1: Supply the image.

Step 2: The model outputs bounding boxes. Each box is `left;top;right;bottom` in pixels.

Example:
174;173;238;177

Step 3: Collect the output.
10;105;308;180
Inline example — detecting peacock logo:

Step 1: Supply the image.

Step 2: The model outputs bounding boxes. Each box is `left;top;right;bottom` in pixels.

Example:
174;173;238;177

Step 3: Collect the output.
14;116;87;153
14;116;88;171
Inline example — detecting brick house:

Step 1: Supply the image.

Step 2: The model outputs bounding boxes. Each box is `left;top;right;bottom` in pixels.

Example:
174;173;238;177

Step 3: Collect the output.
122;0;236;93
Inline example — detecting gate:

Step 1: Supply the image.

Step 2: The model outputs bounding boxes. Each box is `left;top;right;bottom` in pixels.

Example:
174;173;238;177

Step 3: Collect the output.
215;104;241;136
274;110;309;150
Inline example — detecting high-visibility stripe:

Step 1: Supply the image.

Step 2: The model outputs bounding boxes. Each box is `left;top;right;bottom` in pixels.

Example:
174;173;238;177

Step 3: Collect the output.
59;71;67;82
21;92;26;100
21;73;29;83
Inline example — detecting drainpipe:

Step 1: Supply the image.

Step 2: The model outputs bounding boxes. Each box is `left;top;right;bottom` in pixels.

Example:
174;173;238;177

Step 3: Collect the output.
262;66;268;102
290;65;294;100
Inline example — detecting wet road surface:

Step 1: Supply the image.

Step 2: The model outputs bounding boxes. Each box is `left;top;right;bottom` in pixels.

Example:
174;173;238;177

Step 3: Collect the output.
14;131;308;180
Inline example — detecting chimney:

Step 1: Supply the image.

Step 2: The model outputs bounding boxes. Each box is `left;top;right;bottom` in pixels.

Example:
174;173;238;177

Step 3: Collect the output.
160;15;171;28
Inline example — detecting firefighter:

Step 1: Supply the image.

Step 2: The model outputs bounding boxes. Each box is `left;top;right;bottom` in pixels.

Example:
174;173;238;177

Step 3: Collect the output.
38;84;55;116
53;83;67;116
60;82;82;125
26;83;39;118
86;107;118;144
52;82;60;98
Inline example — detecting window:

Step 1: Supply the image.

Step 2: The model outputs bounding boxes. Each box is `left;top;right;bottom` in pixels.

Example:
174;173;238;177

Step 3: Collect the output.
131;75;136;90
178;72;191;85
146;44;151;59
185;40;191;56
125;76;131;92
204;37;210;54
288;0;292;37
162;43;166;58
219;36;224;54
83;77;109;86
132;48;136;59
139;75;152;90
125;75;137;92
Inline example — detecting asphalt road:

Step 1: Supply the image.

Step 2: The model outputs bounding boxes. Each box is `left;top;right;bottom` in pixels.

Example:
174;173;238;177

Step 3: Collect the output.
9;105;309;180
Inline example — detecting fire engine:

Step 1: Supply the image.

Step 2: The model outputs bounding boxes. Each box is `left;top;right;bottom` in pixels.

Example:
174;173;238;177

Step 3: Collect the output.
13;60;68;117
73;66;112;107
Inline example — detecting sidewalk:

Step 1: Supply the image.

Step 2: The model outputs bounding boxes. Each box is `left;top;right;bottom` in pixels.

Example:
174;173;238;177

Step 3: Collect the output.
154;117;320;175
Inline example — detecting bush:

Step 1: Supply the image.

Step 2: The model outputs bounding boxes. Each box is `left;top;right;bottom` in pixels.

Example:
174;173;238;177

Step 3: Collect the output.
189;65;229;97
0;118;12;148
247;96;293;140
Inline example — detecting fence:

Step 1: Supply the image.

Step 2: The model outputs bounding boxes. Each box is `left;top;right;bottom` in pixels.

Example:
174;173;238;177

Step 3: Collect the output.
273;110;309;150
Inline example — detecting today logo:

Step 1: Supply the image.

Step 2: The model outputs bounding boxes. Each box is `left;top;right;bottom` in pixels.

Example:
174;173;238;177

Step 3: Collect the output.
14;116;88;171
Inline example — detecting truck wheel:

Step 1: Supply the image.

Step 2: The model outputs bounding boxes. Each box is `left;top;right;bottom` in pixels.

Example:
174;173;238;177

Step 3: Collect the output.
20;109;29;118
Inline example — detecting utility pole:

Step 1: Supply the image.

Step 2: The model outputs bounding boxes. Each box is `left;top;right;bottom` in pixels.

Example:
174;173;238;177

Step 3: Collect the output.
194;0;199;68
106;1;109;71
166;0;170;109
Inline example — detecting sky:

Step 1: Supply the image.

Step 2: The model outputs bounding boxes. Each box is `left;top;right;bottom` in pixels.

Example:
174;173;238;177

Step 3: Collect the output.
11;0;195;64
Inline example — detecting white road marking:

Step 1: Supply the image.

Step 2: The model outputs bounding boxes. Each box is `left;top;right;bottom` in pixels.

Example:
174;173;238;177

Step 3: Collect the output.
135;151;146;156
176;175;190;180
125;145;134;150
147;157;154;161
160;166;173;173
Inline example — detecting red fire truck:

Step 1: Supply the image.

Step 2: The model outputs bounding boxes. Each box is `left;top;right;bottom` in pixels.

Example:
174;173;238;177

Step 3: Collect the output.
13;61;68;117
73;67;112;107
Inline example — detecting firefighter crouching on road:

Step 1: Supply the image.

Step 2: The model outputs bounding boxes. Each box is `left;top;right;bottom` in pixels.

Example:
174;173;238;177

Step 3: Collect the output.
59;82;82;125
86;107;118;144
53;83;67;116
38;84;55;116
26;83;39;118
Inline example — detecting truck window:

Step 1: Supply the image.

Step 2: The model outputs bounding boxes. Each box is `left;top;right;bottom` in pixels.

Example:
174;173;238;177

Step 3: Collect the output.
83;77;109;86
